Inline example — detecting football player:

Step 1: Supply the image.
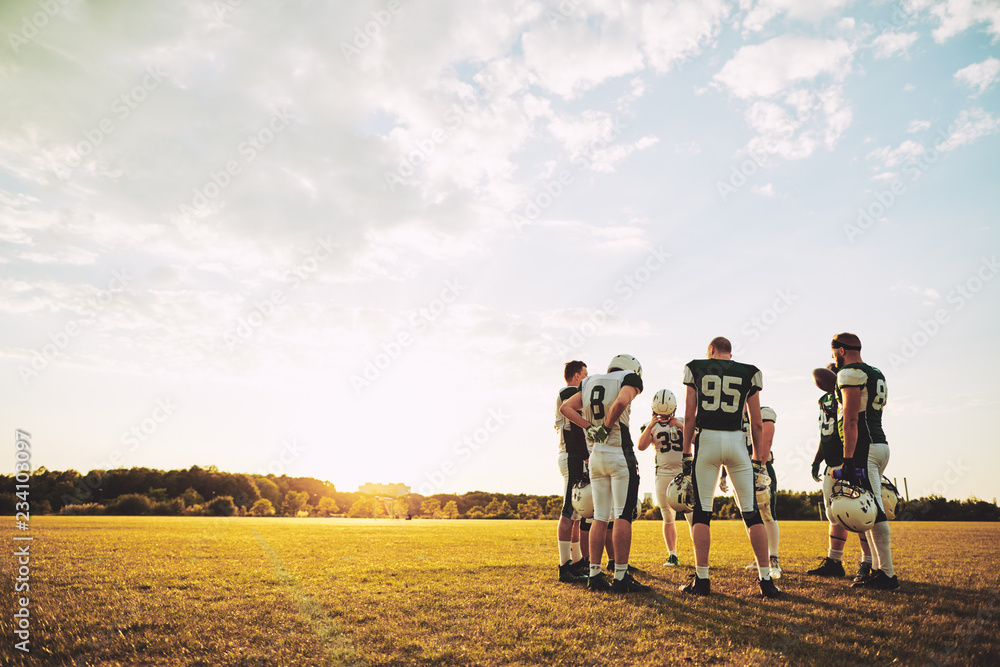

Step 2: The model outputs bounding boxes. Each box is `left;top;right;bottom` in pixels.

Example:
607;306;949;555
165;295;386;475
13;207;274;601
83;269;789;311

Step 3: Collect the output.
559;354;650;594
806;364;875;582
678;337;780;599
637;389;686;567
831;333;898;590
555;360;591;583
723;405;781;578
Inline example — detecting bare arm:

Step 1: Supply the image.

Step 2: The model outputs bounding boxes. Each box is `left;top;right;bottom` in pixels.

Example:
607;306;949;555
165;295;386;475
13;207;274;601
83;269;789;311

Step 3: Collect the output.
842;386;860;461
746;391;763;461
682;385;697;455
604;385;639;428
637;414;666;452
757;421;775;462
558;392;591;431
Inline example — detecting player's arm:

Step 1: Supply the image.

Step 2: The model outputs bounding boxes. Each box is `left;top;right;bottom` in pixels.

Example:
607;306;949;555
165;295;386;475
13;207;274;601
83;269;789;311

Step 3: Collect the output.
604;385;639;427
841;386;860;460
637;418;655;451
682;385;697;455
559;392;592;431
746;391;764;461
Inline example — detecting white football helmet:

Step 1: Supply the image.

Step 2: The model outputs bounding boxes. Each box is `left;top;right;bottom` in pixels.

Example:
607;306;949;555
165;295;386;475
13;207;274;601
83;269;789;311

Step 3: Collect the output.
571;478;594;519
829;480;878;533
651;389;677;417
665;473;694;513
608;354;642;377
881;478;903;520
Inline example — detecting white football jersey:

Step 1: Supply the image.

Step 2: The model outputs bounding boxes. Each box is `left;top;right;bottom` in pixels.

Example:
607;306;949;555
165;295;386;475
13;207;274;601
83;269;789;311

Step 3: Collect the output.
554;385;580;454
579;369;643;452
650;418;685;476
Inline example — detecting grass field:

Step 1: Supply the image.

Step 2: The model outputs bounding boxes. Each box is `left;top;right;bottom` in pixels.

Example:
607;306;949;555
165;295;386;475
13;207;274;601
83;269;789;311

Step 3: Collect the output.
2;518;999;666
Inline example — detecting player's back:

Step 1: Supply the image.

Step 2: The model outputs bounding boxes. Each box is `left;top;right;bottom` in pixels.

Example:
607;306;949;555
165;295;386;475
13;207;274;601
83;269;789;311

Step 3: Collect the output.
683;358;763;431
836;362;888;446
580;370;640;451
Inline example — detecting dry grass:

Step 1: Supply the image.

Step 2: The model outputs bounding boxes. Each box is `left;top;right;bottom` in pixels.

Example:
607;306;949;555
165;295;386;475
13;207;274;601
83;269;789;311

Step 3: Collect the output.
1;517;998;666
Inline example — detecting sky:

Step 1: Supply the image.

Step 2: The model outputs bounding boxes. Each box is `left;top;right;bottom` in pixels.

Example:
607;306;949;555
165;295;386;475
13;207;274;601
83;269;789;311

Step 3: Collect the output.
1;0;999;505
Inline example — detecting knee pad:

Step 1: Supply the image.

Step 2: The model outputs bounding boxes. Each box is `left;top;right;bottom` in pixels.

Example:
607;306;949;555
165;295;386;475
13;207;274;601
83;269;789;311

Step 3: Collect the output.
742;510;763;528
692;508;712;526
579;517;591;532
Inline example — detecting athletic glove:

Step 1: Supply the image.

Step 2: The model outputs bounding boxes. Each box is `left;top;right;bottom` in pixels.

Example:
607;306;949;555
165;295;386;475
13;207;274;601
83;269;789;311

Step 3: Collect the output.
839;460;856;483
811;461;822;483
682;454;693;477
586;424;611;444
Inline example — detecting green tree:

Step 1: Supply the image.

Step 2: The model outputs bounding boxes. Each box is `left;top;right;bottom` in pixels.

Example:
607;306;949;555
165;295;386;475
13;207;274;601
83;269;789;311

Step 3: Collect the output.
283;490;309;516
519;498;543;519
443;500;460;519
317;497;339;517
546;497;562;520
349;498;372;518
250;498;276;517
207;496;237;516
180;487;204;508
421;498;441;517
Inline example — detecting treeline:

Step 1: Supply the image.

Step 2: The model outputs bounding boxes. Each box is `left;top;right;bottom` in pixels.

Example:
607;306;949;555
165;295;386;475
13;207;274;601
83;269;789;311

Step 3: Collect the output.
2;467;997;521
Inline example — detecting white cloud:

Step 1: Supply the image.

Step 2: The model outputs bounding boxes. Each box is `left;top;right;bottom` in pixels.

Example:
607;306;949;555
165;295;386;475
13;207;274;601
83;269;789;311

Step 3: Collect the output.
740;0;855;34
907;119;932;132
867;139;925;168
955;57;1000;96
637;0;730;72
521;20;643;98
17;247;98;266
872;31;919;59
928;0;1000;43
935;108;1000;152
744;84;853;159
752;183;776;197
713;36;853;99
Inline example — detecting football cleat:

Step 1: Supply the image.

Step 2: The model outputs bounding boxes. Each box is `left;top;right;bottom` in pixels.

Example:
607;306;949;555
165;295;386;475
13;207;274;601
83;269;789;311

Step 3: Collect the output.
853;562;873;584
559;562;588;584
651;389;677;417
759;578;782;599
568;558;589;577
663;554;679;567
611;572;652;593
571;478;594;519
807;558;846;577
608;354;642;377
679;574;711;596
854;569;899;590
769;557;782;580
588;572;612;592
829;480;878;533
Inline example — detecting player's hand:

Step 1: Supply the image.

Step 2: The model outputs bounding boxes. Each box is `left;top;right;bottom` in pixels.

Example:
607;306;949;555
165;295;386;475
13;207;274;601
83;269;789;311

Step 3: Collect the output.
682;454;693;477
587;424;611;443
811;461;822;483
839;460;856;483
718;475;728;493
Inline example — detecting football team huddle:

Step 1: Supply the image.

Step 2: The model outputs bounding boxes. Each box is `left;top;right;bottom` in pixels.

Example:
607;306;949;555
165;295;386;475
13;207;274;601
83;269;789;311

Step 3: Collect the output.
554;333;901;598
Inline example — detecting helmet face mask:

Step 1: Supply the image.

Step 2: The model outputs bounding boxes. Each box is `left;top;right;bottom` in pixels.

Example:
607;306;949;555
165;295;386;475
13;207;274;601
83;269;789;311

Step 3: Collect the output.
666;473;694;513
651;388;677;417
608;354;642;377
829;480;878;532
571;478;594;519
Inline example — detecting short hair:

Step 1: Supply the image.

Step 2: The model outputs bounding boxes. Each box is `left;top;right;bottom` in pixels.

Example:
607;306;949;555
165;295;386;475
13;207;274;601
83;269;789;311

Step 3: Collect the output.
832;332;862;351
564;360;587;383
708;337;732;354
